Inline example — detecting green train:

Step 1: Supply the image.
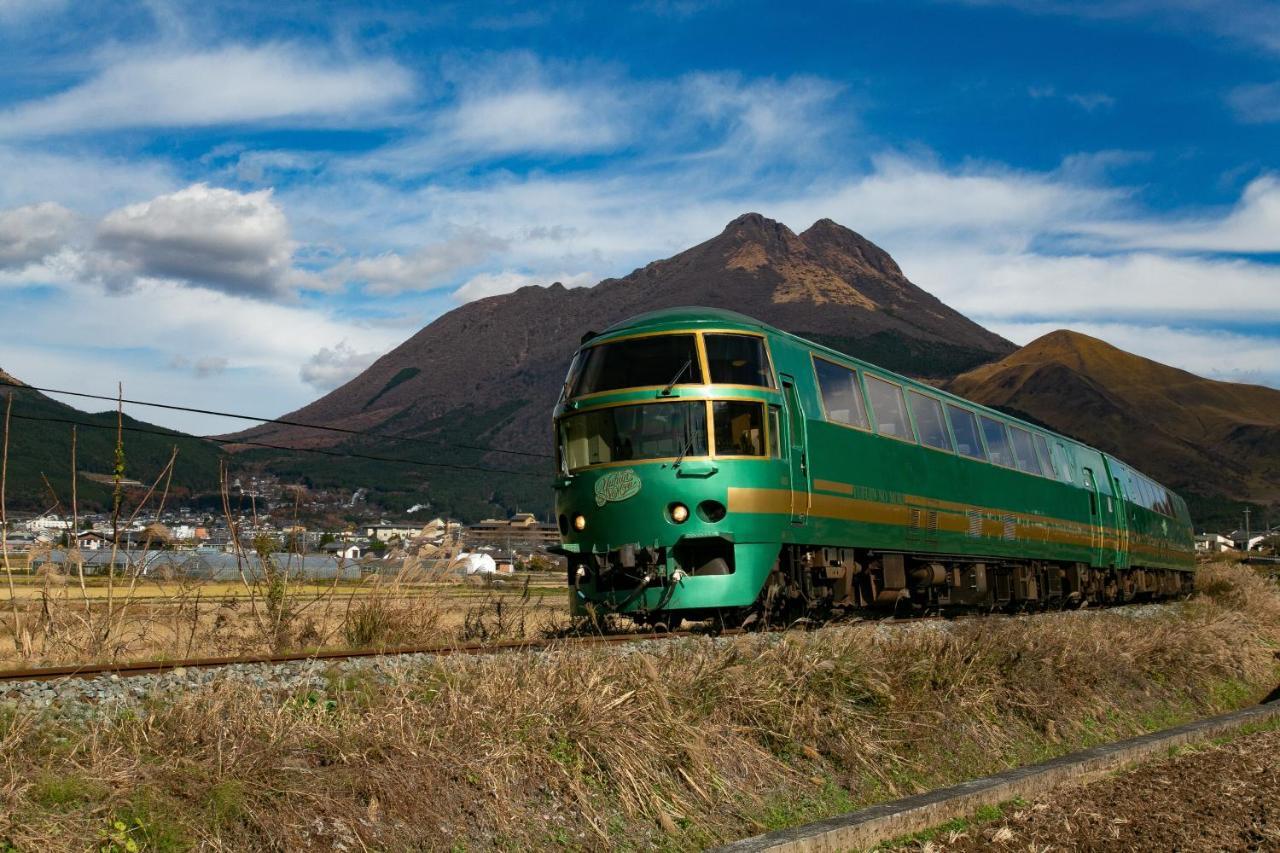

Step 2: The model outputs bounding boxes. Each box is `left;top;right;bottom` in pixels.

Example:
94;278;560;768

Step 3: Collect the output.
551;308;1195;626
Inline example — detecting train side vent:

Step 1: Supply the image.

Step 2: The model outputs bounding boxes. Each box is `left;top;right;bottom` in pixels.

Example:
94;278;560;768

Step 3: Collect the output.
910;508;923;529
927;510;939;533
1002;514;1017;540
967;509;981;537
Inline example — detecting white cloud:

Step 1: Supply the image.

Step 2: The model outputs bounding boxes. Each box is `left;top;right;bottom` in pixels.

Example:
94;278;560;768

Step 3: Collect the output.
1079;173;1280;253
329;228;508;294
0;145;176;215
0;44;414;137
90;183;299;298
169;354;229;378
448;88;623;155
671;72;846;166
452;269;595;302
1064;92;1116;111
1;278;403;433
0;202;79;269
905;248;1280;326
299;341;383;392
0;0;64;25
1228;82;1280;124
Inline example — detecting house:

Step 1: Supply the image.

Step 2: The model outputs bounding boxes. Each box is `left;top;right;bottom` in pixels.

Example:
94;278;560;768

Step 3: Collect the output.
1228;529;1268;552
466;513;561;552
1195;533;1234;553
322;541;362;560
76;531;111;551
364;522;424;543
26;515;72;534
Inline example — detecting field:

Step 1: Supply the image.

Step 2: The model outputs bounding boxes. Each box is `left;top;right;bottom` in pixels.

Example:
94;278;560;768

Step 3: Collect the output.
0;561;570;667
0;561;1275;850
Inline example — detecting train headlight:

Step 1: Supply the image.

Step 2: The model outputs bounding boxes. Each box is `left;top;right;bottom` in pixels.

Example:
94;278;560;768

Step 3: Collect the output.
669;503;689;524
573;514;587;531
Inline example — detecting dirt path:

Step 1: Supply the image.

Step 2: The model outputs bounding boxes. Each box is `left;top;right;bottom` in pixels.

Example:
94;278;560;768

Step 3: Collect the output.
903;725;1280;852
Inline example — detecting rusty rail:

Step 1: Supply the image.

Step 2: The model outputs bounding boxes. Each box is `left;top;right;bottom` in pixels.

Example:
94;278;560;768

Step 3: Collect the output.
0;628;744;683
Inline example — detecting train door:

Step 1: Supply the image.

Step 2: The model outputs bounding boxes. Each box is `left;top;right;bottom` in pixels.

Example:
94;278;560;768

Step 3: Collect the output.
1082;468;1104;566
1105;465;1130;570
780;375;811;524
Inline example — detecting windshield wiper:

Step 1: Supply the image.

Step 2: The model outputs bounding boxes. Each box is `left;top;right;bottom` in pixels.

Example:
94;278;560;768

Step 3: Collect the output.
673;415;696;467
660;358;692;396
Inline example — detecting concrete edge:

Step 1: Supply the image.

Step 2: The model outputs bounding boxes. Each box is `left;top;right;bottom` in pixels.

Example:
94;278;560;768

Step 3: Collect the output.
710;699;1280;853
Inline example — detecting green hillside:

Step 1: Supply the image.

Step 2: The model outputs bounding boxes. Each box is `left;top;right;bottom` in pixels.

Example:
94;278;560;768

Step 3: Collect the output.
0;377;226;512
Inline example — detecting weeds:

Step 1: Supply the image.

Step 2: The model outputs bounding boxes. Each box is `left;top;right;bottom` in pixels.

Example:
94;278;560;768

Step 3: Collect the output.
0;562;1275;850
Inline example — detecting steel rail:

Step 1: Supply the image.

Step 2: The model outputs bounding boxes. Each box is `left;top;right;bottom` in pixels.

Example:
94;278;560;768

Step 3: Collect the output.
0;628;745;684
0;596;1172;684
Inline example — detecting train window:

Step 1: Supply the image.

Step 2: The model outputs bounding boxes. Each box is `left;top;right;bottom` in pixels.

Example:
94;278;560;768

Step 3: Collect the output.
908;392;952;451
1032;434;1056;477
713;400;766;456
946;405;987;460
559;351;583;403
1126;471;1142;507
558;401;707;470
705;334;773;387
768;406;781;458
813;358;869;429
571;334;704;397
1053;442;1073;483
865;376;914;441
1143;478;1159;511
979;416;1014;467
1009;427;1044;475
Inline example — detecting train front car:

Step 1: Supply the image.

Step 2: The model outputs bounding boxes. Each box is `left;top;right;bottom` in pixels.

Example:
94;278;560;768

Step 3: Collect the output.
552;308;787;627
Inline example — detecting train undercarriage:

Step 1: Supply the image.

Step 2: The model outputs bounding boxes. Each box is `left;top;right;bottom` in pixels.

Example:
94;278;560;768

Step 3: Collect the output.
606;543;1197;631
732;545;1195;627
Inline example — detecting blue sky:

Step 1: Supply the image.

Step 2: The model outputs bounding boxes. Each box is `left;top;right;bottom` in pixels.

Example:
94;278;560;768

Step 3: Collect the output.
1;0;1278;434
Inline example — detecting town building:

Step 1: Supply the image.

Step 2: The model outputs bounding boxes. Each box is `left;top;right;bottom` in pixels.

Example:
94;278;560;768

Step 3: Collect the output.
465;513;561;553
364;522;427;543
1195;533;1234;553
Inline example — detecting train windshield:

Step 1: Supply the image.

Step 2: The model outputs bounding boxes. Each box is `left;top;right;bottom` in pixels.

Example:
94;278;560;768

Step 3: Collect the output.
570;334;703;397
558;401;708;471
705;334;773;387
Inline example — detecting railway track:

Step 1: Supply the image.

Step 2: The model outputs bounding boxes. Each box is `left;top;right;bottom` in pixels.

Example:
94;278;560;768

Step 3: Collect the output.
0;595;1175;685
0;627;747;684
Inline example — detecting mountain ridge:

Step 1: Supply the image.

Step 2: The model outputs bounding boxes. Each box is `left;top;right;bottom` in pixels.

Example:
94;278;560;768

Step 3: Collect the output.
230;213;1011;450
947;329;1280;523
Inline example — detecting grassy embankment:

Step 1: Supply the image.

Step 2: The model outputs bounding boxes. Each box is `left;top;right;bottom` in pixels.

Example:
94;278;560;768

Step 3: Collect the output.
0;562;1277;851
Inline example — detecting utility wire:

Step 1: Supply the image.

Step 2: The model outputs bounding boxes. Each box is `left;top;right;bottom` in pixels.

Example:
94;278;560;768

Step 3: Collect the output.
0;378;553;460
5;411;547;478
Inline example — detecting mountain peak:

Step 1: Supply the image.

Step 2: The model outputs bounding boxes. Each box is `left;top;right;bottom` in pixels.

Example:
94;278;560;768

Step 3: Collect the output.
0;366;25;389
800;217;904;279
715;212;799;251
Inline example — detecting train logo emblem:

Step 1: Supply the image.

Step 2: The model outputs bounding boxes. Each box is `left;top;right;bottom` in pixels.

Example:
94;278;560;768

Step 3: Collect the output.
594;469;642;506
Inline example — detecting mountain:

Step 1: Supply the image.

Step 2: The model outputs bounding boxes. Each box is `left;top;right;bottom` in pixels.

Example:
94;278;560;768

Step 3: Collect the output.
946;330;1280;527
226;214;1014;520
0;370;226;513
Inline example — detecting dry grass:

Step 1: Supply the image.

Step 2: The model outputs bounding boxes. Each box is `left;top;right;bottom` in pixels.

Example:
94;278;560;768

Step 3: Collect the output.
0;571;567;666
0;562;1275;851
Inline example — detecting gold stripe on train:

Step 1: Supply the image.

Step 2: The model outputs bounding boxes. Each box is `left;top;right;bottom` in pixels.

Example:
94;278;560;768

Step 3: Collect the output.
727;486;1182;560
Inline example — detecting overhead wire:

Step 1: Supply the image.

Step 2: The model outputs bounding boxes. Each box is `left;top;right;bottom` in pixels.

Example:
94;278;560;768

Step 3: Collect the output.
0;377;553;460
4;411;548;478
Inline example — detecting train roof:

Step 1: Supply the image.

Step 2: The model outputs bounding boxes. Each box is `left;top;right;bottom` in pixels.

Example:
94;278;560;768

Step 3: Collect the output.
583;306;1186;515
595;307;766;339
